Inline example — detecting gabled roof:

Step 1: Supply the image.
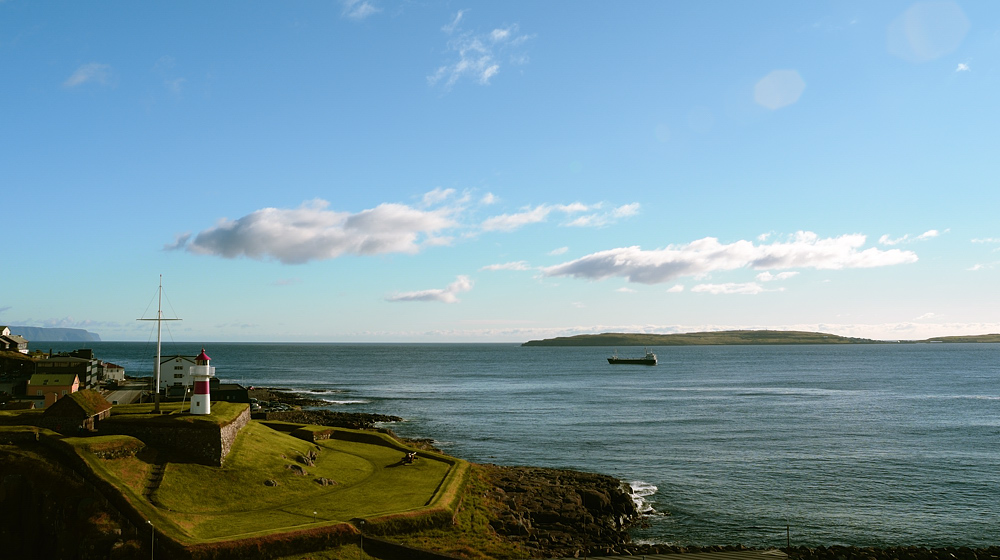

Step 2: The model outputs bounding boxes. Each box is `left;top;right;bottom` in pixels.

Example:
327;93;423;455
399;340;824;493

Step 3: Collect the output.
44;389;111;418
28;373;79;386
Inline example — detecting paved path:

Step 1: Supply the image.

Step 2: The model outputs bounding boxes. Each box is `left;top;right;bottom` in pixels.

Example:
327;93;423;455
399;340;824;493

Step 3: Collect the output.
556;549;788;560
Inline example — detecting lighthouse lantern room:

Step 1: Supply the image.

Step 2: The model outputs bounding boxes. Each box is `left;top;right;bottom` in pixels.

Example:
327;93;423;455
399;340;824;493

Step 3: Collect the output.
190;348;215;415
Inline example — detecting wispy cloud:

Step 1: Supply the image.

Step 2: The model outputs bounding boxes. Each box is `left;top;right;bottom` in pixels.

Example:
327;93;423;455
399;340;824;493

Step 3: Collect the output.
482;202;634;232
691;282;768;295
163;232;191;251
63;63;113;88
544;231;918;285
879;229;944;245
956;62;970;72
422;187;455;206
180;195;457;264
615;287;636;293
341;0;380;20
428;15;532;89
480;192;498;205
667;284;684;293
549;247;568;256
481;261;531;271
387;275;472;303
442;10;465;33
272;278;301;287
565;203;641;228
481;203;592;232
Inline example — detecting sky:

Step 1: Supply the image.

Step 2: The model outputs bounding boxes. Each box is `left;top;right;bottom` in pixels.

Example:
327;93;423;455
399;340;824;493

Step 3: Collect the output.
2;1;1000;343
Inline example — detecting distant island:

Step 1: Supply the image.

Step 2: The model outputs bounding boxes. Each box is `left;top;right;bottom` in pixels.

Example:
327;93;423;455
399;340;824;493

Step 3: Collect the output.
522;330;1000;346
7;326;101;342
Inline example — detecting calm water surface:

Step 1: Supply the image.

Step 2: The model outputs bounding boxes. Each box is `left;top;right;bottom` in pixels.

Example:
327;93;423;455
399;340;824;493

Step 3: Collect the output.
49;341;1000;548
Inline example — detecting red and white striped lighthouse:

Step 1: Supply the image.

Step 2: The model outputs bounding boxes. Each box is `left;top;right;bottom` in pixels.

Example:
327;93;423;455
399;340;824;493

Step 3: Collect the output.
190;348;215;415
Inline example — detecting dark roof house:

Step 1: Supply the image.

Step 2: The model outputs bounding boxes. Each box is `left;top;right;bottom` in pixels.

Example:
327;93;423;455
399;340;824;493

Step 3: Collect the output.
42;389;112;433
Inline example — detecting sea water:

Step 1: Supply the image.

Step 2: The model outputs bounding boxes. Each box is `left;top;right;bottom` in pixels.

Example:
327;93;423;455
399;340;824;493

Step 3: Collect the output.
44;341;1000;548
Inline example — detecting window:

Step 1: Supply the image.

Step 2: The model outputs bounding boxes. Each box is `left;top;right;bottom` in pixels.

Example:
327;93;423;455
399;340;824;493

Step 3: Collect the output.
174;373;183;378
36;390;42;396
175;366;183;370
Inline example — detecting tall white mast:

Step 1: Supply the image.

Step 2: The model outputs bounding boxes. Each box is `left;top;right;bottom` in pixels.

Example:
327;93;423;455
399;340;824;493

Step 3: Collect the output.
138;275;181;413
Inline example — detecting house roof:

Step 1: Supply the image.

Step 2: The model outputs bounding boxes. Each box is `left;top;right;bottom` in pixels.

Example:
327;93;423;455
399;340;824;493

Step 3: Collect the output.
28;373;79;386
44;389;111;418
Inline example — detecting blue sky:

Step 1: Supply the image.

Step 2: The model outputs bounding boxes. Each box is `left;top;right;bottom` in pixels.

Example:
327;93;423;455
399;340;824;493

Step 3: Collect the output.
3;1;999;343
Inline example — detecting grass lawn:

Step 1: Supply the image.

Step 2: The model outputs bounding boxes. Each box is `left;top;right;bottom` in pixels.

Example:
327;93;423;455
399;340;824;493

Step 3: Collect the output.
98;421;458;542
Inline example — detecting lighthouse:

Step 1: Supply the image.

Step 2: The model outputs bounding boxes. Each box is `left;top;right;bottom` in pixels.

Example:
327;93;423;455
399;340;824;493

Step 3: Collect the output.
189;348;215;415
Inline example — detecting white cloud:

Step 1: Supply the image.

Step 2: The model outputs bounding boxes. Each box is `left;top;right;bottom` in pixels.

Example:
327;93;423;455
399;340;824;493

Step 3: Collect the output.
481;192;498;205
915;312;936;320
183;198;456;264
387;276;472;303
481;202;593;232
428;18;532;89
880;229;944;245
667;284;684;293
549;247;568;256
341;0;380;20
956;62;970;72
692;282;767;295
754;70;806;110
613;203;640;218
481;204;552;232
566;202;640;228
63;63;113;88
757;271;799;282
615;287;636;293
544;231;918;285
972;238;1000;244
481;261;530;271
422;187;455;206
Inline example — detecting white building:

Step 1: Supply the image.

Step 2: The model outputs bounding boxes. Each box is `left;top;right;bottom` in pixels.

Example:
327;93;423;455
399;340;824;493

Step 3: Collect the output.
101;362;125;383
159;354;199;391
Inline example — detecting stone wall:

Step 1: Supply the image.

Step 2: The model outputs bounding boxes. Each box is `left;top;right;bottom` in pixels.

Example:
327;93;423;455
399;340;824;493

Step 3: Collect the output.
100;405;249;466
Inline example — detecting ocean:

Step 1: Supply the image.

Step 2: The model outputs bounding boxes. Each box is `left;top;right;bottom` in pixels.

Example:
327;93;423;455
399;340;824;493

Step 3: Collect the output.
43;341;1000;548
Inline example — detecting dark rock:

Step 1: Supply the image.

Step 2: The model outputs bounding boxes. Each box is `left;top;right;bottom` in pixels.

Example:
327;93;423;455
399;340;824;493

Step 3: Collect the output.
482;464;640;559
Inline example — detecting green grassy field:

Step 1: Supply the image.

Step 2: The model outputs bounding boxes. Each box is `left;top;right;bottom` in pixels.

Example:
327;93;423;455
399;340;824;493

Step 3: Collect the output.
94;421;458;542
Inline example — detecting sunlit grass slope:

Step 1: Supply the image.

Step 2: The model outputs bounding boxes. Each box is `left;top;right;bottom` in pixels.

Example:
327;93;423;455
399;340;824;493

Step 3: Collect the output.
99;422;457;542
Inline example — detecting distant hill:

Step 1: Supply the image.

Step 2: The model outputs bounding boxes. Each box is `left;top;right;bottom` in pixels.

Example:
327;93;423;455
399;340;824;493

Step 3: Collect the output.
923;334;1000;343
8;326;101;342
522;330;883;346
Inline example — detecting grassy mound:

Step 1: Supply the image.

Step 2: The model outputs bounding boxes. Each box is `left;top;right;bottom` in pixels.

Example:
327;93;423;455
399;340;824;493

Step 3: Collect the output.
93;421;462;543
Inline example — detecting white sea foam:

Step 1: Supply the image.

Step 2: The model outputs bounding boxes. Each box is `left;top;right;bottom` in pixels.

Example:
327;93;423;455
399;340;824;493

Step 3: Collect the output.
319;398;368;405
628;480;658;514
